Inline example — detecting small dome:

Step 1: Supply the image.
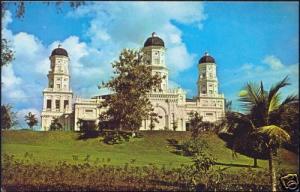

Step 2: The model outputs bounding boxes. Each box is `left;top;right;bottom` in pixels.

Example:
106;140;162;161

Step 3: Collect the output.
51;45;68;57
199;52;215;64
144;32;165;47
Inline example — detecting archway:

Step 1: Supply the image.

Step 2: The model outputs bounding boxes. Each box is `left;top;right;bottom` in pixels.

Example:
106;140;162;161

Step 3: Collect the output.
153;105;168;130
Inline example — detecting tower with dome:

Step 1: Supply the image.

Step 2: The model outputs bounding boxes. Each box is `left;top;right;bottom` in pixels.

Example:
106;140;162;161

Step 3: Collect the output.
41;45;73;131
41;33;225;131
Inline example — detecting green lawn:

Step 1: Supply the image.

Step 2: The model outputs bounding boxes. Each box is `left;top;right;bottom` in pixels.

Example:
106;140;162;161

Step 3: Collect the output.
1;130;298;173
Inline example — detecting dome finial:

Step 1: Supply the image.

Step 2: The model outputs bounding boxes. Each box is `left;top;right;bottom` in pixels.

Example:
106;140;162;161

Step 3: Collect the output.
205;52;209;56
58;44;62;48
144;32;165;47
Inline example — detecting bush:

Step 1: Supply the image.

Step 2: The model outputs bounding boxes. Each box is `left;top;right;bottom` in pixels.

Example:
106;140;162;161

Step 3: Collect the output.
102;131;132;145
180;139;209;156
1;154;276;191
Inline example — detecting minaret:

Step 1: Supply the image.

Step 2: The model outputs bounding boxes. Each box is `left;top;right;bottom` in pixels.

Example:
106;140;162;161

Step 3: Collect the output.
197;52;219;97
142;32;168;92
41;45;73;131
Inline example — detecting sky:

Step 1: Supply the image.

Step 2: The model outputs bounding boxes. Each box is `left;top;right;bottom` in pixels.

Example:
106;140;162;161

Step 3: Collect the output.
1;2;299;128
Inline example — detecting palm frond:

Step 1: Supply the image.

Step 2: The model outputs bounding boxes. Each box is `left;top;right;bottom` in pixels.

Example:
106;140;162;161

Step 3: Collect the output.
268;92;281;113
239;82;261;112
268;76;290;105
258;125;290;145
280;94;298;106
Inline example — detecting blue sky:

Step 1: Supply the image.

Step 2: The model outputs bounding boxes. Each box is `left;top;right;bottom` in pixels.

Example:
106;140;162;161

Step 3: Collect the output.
1;2;299;128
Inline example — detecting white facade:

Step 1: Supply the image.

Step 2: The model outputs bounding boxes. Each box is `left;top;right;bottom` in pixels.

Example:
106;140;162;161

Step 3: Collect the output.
41;33;225;131
41;46;73;131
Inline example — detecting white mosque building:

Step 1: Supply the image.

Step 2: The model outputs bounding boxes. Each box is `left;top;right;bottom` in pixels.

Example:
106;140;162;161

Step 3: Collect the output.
41;33;225;131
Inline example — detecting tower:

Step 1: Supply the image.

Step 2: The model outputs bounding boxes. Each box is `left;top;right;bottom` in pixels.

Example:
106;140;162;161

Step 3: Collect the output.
142;32;168;92
41;45;73;131
197;52;219;97
197;52;225;122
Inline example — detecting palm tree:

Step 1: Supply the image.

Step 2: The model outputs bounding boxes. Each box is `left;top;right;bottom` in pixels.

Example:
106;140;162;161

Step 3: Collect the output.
238;76;297;191
24;112;38;130
259;125;290;191
221;111;262;167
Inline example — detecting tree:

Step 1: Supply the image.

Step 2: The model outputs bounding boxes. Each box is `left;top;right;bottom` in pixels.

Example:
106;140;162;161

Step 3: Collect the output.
24;112;38;130
237;76;297;191
277;102;299;153
1;105;17;130
172;120;178;131
221;111;264;167
98;49;162;132
149;112;161;131
189;111;204;138
49;118;62;131
77;118;97;132
1;39;14;68
259;125;290;192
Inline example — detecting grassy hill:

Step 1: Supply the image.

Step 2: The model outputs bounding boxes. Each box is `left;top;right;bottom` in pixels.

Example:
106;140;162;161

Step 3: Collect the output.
1;130;298;173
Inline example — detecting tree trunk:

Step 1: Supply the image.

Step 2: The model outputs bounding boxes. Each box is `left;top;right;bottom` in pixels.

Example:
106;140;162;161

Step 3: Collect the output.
253;158;258;167
269;150;277;191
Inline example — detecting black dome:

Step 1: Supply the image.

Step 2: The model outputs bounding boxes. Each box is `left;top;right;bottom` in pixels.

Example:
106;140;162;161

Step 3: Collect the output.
199;52;215;64
51;47;68;57
144;32;165;47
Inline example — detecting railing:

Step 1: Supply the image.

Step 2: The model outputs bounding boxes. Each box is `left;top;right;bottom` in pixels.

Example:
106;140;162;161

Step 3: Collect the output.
75;98;102;104
44;88;72;92
149;88;185;95
198;93;224;98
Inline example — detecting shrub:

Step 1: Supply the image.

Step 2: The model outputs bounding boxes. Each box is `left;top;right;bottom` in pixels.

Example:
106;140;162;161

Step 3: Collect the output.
1;154;279;191
180;139;209;156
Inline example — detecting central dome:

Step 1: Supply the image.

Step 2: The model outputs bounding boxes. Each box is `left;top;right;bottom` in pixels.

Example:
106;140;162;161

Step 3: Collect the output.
144;32;165;47
51;45;68;57
199;52;215;64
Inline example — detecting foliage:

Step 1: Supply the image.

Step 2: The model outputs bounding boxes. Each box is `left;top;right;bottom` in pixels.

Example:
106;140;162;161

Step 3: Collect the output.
259;125;290;149
2;154;279;192
1;39;15;68
188;111;214;138
1;1;85;19
236;76;296;191
219;111;268;162
2;130;298;172
278;102;299;153
1;105;17;130
77;118;97;132
172;119;178;131
102;131;133;145
179;139;209;157
239;76;297;127
49;118;63;131
149;112;161;130
98;49;162;132
190;154;218;190
24;112;38;130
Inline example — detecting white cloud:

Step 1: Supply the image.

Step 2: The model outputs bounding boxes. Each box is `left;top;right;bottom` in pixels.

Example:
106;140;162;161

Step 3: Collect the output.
221;55;299;110
2;3;207;126
1;11;106;116
167;45;196;73
2;64;22;88
2;10;13;39
262;55;284;70
70;2;206;76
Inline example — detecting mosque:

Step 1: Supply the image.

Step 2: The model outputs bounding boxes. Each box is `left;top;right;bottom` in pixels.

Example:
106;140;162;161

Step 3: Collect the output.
41;33;225;131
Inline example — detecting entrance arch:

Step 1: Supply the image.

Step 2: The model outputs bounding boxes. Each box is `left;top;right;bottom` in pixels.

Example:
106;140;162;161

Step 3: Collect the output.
153;105;168;130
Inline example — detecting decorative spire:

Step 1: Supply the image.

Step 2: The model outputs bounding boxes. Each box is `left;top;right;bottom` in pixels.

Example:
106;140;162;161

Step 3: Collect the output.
152;32;157;37
205;52;209;56
58;44;62;48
